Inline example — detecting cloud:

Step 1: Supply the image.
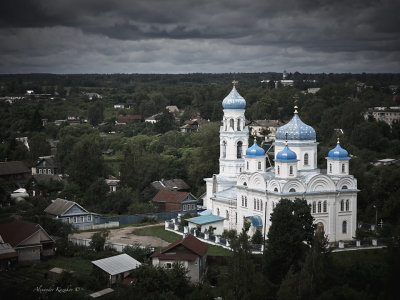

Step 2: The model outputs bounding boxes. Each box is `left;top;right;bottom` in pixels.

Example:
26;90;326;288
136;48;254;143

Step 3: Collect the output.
0;0;399;73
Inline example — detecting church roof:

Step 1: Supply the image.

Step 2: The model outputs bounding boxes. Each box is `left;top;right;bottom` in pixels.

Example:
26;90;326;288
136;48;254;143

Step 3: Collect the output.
327;141;350;159
222;86;246;109
276;112;316;141
246;141;265;156
276;145;297;161
215;187;237;199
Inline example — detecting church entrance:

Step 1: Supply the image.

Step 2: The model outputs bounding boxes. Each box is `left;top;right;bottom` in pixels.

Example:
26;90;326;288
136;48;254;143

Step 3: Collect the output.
316;222;324;235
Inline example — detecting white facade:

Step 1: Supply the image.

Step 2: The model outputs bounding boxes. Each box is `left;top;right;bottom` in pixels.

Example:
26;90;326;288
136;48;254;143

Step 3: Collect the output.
204;86;358;242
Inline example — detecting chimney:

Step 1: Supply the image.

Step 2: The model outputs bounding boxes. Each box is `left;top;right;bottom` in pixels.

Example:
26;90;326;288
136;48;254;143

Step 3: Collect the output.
172;186;178;194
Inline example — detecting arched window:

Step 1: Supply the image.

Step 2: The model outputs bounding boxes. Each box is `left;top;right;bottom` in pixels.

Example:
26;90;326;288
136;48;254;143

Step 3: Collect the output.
217;208;220;216
342;220;347;234
235;212;237;224
329;163;332;173
340;200;344;211
243;182;247;186
241;196;244;207
260;201;263;212
237;118;241;131
247;161;249;170
254;199;256;210
230;119;234;129
318;201;322;213
237;141;243;158
258;161;261;170
274;187;278;192
289;165;293;175
222;141;226;158
245;196;247;207
312;201;316;213
342;164;345;173
304;153;309;165
342;185;348;190
277;166;280;175
345;199;350;211
289;188;296;193
257;199;260;210
224;119;227;131
323;201;327;213
226;210;229;220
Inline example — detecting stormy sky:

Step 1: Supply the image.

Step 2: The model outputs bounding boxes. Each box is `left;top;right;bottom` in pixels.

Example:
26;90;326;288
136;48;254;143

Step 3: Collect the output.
0;0;399;74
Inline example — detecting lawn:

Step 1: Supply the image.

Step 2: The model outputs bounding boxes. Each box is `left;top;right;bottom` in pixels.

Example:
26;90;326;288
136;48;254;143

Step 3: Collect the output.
133;225;232;256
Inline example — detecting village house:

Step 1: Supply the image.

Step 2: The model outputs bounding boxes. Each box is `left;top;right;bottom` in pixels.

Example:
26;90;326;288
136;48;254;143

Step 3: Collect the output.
0;220;55;263
180;117;209;133
105;176;120;192
151;234;208;283
145;113;162;124
150;178;190;192
44;198;100;227
248;119;284;142
152;190;197;213
115;115;142;125
364;106;400;126
0;161;31;190
92;253;141;286
32;156;58;175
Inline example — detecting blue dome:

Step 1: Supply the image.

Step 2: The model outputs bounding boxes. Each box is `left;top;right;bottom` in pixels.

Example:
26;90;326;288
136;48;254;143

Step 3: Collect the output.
246;141;265;156
327;142;350;159
276;145;297;161
276;114;316;141
222;86;246;109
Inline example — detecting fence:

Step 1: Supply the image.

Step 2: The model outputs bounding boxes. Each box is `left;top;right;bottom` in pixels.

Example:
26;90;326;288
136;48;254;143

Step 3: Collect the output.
68;236;153;252
76;222;120;231
99;211;181;225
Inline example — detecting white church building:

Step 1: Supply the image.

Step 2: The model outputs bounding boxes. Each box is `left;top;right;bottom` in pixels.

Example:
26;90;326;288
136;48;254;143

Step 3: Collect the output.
203;85;358;242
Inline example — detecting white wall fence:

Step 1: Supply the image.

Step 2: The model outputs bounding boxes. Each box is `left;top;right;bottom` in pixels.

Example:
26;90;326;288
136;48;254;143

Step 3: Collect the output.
68;236;152;252
76;222;120;231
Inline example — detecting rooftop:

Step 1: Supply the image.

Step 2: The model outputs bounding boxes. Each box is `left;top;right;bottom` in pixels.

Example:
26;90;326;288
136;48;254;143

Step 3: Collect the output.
92;254;141;276
186;214;225;225
152;190;192;204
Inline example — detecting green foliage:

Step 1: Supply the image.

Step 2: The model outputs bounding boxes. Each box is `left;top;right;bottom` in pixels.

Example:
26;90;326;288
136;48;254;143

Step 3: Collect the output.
251;229;263;245
265;198;315;284
90;230;109;252
123;244;153;264
88;101;104;126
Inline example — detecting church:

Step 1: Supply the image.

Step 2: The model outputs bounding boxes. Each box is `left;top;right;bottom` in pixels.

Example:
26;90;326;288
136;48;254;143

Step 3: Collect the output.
203;85;358;242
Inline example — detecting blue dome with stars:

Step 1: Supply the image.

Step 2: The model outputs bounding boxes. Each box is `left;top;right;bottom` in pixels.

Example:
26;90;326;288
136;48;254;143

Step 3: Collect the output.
276;113;316;141
222;86;246;109
276;145;297;161
246;141;265;156
327;142;350;159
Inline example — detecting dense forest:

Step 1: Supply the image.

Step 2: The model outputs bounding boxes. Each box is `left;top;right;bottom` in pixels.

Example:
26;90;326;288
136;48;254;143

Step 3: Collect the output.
1;72;400;236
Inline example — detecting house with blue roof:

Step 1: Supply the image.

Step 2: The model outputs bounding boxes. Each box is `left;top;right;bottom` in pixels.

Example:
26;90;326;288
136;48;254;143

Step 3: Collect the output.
186;214;226;235
44;198;100;227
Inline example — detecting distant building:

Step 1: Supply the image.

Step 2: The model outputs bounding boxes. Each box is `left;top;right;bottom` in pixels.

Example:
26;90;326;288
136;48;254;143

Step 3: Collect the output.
44;198;100;227
151;234;208;283
92;254;141;286
105;176;120;192
307;88;320;94
180;117;209;133
364;107;400;126
373;158;397;166
248;120;284;142
84;92;102;100
186;213;226;235
0;161;31;189
145;113;162;124
150;179;190;192
0;220;55;263
166;105;180;114
115;115;142;125
114;104;126;109
32;156;58;175
152;190;197;213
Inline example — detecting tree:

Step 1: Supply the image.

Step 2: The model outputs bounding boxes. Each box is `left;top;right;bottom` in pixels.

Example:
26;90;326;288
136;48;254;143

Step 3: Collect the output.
88;101;104;126
264;198;315;284
154;109;176;133
90;230;109;252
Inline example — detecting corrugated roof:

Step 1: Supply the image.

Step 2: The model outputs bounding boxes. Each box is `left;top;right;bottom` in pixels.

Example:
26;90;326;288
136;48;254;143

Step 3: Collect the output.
44;198;77;216
151;179;190;191
152;190;191;204
186;215;225;226
0;161;30;176
92;254;141;275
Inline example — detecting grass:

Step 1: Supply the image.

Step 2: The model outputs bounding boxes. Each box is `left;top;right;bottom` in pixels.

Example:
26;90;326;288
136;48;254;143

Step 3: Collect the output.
132;225;232;256
44;256;93;276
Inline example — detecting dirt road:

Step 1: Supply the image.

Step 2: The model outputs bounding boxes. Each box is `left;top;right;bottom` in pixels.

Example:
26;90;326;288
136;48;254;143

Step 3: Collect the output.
70;223;170;248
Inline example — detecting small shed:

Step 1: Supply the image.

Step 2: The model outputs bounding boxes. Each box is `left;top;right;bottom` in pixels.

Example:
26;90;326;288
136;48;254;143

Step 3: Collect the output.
186;215;225;235
91;254;141;285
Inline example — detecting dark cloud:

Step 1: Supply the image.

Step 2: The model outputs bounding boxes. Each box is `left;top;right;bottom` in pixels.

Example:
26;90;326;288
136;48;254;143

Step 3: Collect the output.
0;0;399;73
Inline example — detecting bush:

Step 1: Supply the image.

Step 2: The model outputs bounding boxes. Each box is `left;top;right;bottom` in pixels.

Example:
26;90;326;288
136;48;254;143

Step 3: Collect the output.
251;229;263;245
90;230;109;252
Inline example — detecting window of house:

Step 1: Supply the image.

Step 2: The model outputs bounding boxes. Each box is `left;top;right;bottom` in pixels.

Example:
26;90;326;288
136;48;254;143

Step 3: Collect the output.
340;200;344;211
342;221;347;234
304;153;309;165
289;166;293;175
66;217;70;224
237;141;243;158
166;263;172;269
48;169;51;174
345;199;350;211
73;217;77;223
80;216;84;223
43;169;47;174
323;201;327;213
342;164;345;173
38;169;42;174
87;215;92;222
258;161;261;170
318;201;322;213
183;205;187;211
312;202;316;213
